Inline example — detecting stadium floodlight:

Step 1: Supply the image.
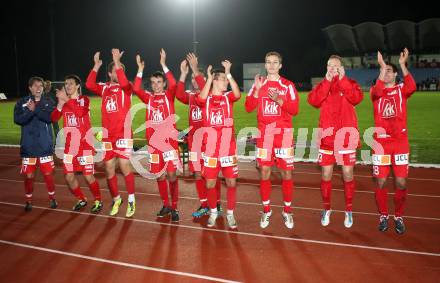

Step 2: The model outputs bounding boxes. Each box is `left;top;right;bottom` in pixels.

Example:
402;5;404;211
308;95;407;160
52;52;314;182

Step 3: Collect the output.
177;0;199;54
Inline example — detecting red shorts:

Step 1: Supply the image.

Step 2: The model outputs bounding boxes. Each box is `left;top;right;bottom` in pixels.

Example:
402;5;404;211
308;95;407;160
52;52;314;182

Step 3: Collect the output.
318;149;357;166
148;146;180;174
102;139;132;161
256;128;294;170
63;153;95;175
20;156;55;175
372;138;409;178
202;155;238;179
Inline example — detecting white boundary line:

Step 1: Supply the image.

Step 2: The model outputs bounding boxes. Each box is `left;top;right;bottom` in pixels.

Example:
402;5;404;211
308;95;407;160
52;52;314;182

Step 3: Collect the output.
0;161;439;182
1;178;440;222
0;239;239;283
1;144;440;169
0;201;439;258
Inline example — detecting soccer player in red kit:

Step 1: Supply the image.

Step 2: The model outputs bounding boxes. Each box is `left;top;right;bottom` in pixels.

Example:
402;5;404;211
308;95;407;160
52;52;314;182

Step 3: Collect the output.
197;62;241;229
134;49;180;222
14;77;57;211
86;49;136;218
51;75;102;212
245;51;299;229
370;48;416;234
175;53;224;218
308;55;363;228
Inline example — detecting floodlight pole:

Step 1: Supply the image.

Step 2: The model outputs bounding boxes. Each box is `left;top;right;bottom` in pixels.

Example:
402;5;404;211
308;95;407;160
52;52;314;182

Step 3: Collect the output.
192;0;198;55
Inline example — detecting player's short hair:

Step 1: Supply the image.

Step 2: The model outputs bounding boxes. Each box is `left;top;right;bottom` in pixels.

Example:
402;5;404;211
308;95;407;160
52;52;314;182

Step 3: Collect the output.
28;76;44;87
385;62;398;73
64;74;81;85
64;74;82;94
265;51;282;63
328;55;343;66
211;68;225;80
107;62;126;73
150;71;166;81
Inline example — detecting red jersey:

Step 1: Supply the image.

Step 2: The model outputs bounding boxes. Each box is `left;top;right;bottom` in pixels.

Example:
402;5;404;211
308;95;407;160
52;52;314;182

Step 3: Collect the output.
85;68;133;142
175;75;206;134
133;71;177;144
370;74;416;140
308;77;363;149
245;76;299;129
51;96;93;154
197;91;240;157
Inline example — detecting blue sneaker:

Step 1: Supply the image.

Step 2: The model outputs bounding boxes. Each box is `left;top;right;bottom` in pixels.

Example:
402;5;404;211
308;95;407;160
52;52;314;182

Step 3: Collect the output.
192;206;209;218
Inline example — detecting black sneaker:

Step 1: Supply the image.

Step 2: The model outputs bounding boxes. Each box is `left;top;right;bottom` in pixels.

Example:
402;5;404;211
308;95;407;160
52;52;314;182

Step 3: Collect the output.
24;201;32;212
49;199;58;209
156;206;172;217
171;209;180;222
394;217;406;234
73;200;87;211
378;214;389;232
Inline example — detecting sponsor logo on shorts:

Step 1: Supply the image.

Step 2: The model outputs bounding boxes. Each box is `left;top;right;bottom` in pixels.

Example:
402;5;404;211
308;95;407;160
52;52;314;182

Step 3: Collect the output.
372;154;391;166
394;153;409;165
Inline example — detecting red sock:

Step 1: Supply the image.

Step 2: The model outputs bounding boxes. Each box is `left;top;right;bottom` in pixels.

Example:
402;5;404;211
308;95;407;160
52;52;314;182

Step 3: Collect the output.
375;188;388;215
24;177;34;201
196;179;208;207
157;179;170;207
207;188;217;210
226;187;237;211
260;180;271;212
394;189;407;217
88;181;101;201
107;175;119;198
343;180;355;211
169;180;179;209
124;173;135;195
320;180;332;210
71;186;86;200
282;179;294;213
43;174;55;200
215;179;221;203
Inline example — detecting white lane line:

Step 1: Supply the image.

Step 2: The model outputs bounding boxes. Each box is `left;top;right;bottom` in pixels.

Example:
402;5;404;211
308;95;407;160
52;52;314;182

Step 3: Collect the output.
1;178;439;221
1;201;439;258
0;239;240;283
1;168;440;199
0;161;439;182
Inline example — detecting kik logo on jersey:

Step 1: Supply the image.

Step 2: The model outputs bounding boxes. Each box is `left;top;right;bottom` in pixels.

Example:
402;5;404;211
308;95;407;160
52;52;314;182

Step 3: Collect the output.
65;112;78;127
262;97;280;116
105;95;118;113
152;105;165;123
381;97;397;118
210;108;224;126
191;105;202;121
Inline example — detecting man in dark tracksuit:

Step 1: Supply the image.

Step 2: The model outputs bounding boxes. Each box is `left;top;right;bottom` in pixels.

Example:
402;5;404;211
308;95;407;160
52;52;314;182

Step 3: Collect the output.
14;76;57;211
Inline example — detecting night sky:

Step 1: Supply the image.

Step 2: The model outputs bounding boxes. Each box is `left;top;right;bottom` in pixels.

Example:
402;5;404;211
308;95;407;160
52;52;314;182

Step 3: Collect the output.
1;0;436;96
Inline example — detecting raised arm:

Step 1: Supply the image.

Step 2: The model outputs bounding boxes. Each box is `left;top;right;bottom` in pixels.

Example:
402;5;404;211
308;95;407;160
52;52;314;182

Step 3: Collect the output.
176;59;190;104
223;60;241;101
370;51;387;100
51;88;68;122
187;52;206;90
85;51;104;95
132;54;151;103
399;48;417;97
112;48;132;93
196;65;213;106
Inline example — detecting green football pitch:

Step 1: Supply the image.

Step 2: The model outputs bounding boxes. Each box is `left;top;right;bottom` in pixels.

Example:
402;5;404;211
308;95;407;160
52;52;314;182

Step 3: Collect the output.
2;92;439;164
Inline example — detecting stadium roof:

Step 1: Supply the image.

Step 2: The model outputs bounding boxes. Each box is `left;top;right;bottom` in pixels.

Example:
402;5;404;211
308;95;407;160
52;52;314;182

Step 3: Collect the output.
323;18;440;55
